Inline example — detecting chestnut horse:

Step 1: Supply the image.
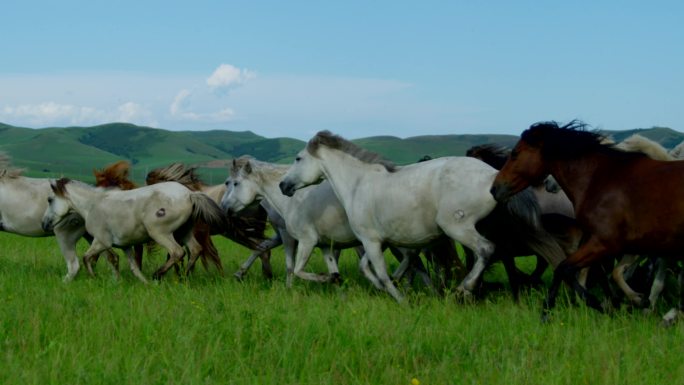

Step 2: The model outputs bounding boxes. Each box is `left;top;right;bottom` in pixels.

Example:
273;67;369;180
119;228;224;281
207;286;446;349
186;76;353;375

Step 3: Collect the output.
491;121;684;324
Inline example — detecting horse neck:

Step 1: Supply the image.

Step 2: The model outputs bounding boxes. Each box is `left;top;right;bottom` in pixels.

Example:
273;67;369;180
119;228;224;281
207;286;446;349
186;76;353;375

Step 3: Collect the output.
252;166;292;216
63;183;103;217
317;148;377;211
547;152;614;209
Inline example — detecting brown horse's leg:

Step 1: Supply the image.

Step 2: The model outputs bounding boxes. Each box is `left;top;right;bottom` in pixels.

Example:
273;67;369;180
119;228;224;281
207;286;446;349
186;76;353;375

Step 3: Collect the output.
542;237;609;321
259;249;273;279
133;244;144;271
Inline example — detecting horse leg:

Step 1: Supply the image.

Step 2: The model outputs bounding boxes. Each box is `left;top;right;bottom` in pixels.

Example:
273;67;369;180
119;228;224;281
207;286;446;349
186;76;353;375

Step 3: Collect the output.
124;247;148;284
82;239;110;277
103;249;121;280
259;249;273;280
442;224;495;296
233;235;279;279
645;258;667;312
612;254;644;305
282;232;297;287
149;232;186;280
361;240;404;302
292;240;331;283
529;257;548;285
501;254;521;302
542;237;609;320
662;267;684;327
323;248;342;283
134;244;144;271
53;224;85;282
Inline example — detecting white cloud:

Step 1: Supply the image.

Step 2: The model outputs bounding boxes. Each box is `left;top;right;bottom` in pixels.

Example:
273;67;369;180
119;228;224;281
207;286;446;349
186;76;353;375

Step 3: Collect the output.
117;102;158;127
0;102;106;126
169;89;235;122
0;101;157;127
206;64;255;90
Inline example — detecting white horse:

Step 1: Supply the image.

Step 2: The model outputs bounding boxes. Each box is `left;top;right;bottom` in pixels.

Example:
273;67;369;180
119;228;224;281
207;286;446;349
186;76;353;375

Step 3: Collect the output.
279;131;499;301
222;156;363;286
0;153;117;281
221;156;435;289
41;178;226;282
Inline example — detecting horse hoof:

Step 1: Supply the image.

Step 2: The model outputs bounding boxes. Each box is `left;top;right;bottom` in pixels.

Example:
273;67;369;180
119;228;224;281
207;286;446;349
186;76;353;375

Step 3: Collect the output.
638;297;651;309
233;271;245;281
329;273;342;285
540;311;553;324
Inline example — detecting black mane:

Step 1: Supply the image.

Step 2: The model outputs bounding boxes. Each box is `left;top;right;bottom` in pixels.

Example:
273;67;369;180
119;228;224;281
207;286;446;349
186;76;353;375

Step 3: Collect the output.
522;120;641;159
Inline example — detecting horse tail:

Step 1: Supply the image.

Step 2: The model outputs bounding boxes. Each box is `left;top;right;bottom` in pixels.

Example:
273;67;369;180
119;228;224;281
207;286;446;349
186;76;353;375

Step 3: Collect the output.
503;188;567;268
189;192;266;250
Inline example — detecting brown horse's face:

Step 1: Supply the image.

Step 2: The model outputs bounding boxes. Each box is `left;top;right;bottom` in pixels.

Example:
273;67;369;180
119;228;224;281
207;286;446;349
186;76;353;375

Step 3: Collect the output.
490;139;548;202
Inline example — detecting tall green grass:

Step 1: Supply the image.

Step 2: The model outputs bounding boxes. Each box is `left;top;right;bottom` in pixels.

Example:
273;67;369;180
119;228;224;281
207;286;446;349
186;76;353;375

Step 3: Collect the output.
0;233;682;385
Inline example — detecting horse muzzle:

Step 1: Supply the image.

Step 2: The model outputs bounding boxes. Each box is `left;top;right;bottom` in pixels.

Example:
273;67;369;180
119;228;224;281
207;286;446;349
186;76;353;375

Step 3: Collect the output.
279;181;296;197
41;218;54;233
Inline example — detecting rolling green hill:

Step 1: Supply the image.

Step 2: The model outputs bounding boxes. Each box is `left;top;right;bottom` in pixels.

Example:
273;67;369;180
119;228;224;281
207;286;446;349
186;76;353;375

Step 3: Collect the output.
1;122;682;183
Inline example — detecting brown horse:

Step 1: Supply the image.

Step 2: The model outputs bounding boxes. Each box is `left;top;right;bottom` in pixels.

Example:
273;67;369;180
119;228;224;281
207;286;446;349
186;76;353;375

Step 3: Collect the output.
146;163;271;277
491;121;684;324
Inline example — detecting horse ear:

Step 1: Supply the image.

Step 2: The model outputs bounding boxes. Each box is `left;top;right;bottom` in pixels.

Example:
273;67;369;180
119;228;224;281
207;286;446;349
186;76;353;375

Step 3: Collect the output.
244;161;252;174
50;182;58;193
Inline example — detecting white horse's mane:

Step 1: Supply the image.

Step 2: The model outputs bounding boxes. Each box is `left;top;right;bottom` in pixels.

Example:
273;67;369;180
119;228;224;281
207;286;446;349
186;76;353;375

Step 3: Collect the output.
232;155;288;183
614;134;674;161
0;152;25;179
307;130;396;172
669;140;684;160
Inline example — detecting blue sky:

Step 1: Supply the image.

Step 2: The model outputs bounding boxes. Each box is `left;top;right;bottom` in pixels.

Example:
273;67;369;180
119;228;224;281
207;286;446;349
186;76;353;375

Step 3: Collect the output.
1;1;682;139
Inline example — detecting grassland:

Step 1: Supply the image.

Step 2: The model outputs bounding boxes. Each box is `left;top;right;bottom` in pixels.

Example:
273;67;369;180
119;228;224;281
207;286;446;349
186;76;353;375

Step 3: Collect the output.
1;233;683;385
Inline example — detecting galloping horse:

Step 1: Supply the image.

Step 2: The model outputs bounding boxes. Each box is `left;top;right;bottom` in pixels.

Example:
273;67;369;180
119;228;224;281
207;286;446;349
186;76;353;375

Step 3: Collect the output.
146;163;269;276
42;179;227;282
491;121;684;324
279;131;517;301
0;153;86;281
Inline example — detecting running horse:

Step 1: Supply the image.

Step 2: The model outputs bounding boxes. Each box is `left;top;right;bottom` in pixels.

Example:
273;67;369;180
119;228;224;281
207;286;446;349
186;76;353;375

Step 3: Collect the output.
491;121;684;324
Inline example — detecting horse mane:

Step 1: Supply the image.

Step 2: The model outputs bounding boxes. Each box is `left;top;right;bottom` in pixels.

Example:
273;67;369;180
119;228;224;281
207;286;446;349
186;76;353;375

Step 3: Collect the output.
52;178;71;197
614;134;674;161
146;163;204;191
231;155;289;182
466;144;511;170
669;139;684;160
522;120;645;160
0;152;25;179
307;130;397;172
94;160;137;190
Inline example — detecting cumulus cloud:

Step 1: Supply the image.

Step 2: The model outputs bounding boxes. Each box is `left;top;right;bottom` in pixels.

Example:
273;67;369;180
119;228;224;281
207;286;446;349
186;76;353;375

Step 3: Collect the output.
116;102;158;127
206;64;255;90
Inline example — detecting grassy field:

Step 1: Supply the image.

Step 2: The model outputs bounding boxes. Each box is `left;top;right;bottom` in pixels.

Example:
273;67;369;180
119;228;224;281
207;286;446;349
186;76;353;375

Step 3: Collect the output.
1;233;683;385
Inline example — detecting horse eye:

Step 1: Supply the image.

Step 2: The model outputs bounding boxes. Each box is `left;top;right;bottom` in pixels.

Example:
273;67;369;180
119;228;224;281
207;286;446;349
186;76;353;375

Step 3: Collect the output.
233;181;239;187
295;156;301;162
47;197;53;204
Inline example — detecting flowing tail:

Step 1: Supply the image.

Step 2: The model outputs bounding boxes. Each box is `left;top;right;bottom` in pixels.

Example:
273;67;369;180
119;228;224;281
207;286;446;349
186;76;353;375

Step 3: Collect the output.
502;188;567;268
189;192;265;250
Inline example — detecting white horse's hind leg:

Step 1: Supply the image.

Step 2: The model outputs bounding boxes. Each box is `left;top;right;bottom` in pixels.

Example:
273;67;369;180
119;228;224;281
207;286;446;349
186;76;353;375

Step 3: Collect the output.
82;239;110;277
234;235;282;280
646;258;667;312
149;232;186;280
441;224;494;294
282;232;297;287
323;248;341;282
358;254;384;290
125;247;148;284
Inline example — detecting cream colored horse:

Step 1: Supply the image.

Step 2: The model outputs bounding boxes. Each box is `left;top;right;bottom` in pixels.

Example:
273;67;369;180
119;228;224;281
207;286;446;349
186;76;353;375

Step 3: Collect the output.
42;178;226;282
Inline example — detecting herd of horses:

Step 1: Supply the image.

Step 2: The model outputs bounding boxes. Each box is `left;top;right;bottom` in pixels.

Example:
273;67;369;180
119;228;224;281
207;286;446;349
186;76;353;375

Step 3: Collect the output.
2;120;684;325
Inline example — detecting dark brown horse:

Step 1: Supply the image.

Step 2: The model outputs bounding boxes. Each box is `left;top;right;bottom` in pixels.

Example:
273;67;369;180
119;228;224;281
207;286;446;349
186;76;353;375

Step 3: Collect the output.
491;121;684;324
146;163;271;278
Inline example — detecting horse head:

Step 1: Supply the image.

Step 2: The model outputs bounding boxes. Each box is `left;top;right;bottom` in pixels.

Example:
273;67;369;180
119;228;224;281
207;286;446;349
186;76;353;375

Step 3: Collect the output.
42;178;73;232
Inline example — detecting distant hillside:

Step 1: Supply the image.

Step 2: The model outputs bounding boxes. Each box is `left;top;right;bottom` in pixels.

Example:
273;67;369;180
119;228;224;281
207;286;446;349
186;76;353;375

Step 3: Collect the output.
0;122;682;183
